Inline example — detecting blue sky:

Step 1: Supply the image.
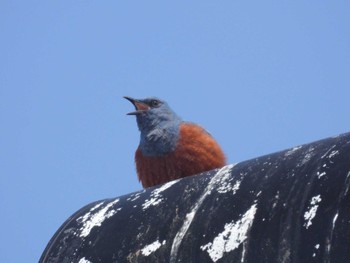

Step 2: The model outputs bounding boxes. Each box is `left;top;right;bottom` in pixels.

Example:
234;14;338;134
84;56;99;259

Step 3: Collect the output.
1;1;349;262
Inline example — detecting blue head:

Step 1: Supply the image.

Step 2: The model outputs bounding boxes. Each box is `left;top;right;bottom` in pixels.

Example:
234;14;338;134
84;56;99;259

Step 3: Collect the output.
124;96;182;156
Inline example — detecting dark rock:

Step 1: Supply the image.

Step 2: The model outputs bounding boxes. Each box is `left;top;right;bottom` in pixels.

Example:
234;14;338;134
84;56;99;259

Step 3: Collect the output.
40;132;350;263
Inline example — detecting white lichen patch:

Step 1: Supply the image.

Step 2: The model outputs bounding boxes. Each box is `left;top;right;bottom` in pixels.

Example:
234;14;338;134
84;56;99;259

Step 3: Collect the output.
213;164;237;194
78;257;92;263
313;244;320;257
90;202;104;212
272;191;280;209
76;201;104;225
325;212;340;256
217;179;241;194
328;150;339;158
200;203;257;262
77;199;121;238
212;164;235;182
328;150;339;163
169;165;236;263
317;171;326;179
127;191;144;202
141;240;166;256
299;147;315;166
304;195;322;229
321;145;337;159
142;180;179;209
332;213;339;230
285;146;302;157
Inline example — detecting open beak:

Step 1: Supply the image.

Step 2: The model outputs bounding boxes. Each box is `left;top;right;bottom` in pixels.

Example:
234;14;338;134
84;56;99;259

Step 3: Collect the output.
124;96;150;115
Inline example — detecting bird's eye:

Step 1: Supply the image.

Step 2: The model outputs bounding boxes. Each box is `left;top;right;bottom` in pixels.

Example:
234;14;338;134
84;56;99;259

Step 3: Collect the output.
151;100;160;108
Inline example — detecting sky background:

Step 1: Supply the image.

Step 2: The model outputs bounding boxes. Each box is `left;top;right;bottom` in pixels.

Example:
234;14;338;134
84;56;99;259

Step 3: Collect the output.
1;1;350;262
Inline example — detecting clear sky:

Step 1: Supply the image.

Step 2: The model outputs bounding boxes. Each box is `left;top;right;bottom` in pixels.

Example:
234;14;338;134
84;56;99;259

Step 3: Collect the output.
1;1;349;262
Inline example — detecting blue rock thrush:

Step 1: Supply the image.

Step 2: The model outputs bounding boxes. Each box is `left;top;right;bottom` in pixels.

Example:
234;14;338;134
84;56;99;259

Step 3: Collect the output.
124;96;226;188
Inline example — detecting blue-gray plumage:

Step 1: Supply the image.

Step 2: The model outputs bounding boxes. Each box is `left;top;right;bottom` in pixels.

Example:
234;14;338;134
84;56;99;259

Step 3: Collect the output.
124;97;182;156
124;96;226;188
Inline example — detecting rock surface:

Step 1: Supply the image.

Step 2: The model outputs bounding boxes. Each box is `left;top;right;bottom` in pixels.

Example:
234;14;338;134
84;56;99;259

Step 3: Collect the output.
40;132;350;263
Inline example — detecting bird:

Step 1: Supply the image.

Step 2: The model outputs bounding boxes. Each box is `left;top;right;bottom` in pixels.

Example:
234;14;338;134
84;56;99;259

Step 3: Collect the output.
124;96;226;188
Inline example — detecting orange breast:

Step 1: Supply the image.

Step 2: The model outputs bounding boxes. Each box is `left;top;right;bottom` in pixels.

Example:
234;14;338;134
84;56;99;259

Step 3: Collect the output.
135;123;226;188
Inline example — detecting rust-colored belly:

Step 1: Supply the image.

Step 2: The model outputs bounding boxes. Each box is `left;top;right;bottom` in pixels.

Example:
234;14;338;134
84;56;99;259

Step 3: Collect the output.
135;123;226;188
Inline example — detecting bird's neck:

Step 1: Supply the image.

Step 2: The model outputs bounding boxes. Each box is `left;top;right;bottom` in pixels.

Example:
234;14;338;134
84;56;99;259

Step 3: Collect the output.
139;121;181;156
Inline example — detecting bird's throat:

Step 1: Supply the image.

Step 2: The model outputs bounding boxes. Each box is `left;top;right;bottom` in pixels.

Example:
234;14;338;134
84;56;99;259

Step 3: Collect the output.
139;126;180;156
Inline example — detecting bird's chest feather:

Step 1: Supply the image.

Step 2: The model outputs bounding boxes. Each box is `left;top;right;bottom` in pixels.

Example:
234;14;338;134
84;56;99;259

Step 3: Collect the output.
135;123;226;188
139;124;180;156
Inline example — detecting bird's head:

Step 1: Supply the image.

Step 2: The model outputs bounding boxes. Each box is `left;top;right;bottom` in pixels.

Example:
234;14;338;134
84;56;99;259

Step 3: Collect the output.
124;96;182;130
124;97;182;156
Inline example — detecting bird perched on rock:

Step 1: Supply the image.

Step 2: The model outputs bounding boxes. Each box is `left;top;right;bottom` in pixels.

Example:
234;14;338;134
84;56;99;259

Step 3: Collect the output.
124;96;226;188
